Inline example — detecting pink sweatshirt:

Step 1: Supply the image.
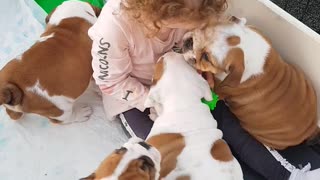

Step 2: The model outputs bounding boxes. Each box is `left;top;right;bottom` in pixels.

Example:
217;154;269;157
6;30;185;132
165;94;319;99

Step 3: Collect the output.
88;0;186;119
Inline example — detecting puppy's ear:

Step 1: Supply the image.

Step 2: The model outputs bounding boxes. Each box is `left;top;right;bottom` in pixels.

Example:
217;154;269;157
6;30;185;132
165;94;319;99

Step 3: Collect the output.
79;173;95;180
220;48;244;87
45;8;57;24
0;83;23;106
229;16;247;26
91;5;101;17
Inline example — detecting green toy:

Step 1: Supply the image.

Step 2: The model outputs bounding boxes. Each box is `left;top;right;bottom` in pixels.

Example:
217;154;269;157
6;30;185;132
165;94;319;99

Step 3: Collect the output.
201;91;219;110
35;0;105;14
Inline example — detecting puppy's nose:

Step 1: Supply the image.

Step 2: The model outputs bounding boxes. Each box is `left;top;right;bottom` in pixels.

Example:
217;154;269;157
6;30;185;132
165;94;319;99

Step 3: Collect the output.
188;58;196;65
182;37;193;53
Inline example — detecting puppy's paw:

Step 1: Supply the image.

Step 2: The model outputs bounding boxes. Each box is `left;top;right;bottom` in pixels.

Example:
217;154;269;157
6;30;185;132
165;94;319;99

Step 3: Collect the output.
149;113;157;121
148;108;158;121
49;118;63;124
6;108;24;120
73;105;93;122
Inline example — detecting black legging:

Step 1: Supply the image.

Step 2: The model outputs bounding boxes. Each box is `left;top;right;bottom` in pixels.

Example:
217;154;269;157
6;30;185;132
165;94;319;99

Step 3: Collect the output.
212;101;290;180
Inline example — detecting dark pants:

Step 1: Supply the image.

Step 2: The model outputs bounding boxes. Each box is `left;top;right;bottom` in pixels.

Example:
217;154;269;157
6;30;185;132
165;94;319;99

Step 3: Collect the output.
121;101;320;180
212;101;320;180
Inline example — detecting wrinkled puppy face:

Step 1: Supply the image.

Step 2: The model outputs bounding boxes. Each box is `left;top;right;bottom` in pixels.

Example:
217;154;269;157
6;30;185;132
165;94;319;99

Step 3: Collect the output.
182;16;247;87
182;29;224;74
81;138;161;180
45;0;101;25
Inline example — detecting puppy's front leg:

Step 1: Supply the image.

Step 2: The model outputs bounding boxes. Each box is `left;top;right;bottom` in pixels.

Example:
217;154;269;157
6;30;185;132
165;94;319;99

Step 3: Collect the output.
203;72;215;89
149;104;163;121
24;94;93;124
6;108;23;120
51;105;93;124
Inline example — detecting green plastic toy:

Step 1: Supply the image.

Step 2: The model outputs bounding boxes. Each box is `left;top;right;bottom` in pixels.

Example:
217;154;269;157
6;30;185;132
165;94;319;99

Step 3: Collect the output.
35;0;105;14
201;91;219;110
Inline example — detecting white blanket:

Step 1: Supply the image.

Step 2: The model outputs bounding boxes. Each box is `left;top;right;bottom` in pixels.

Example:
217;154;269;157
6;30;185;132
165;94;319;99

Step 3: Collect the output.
0;0;128;179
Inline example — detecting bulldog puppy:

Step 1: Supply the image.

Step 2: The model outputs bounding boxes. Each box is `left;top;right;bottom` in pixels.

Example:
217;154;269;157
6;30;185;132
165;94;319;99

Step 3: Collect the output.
82;52;243;180
0;0;101;124
80;137;161;180
182;16;319;150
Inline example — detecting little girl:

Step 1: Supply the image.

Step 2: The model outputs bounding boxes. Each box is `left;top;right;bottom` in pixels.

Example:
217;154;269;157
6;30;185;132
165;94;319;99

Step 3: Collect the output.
88;0;320;179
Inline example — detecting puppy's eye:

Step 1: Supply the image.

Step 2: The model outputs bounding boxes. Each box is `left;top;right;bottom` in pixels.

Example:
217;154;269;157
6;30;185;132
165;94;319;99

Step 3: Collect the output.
201;52;210;62
183;37;193;51
138;155;154;172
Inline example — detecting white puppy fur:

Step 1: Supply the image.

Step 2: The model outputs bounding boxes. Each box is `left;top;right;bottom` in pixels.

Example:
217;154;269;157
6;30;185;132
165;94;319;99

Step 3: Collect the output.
48;0;98;25
144;52;243;180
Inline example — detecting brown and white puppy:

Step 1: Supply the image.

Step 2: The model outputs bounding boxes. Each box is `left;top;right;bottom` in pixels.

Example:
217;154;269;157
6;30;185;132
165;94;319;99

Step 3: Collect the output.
80;138;161;180
182;16;319;150
0;0;101;124
81;52;243;180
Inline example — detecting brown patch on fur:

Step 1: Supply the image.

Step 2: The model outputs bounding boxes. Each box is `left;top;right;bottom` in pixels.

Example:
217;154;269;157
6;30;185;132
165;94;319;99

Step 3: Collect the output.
89;148;127;179
118;157;156;180
227;36;240;46
211;139;233;162
147;133;185;178
176;175;191;180
152;57;165;85
219;48;244;88
5;108;23;120
79;173;96;180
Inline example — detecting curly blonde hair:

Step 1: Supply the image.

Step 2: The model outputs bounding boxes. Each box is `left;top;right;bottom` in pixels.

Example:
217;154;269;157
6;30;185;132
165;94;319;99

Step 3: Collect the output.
120;0;227;36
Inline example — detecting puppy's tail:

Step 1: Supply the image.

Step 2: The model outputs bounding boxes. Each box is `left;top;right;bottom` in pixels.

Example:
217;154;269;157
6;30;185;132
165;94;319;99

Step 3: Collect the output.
0;83;23;106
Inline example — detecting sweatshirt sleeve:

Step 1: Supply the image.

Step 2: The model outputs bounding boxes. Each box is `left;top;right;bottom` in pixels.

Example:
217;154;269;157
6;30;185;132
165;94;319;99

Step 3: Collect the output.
88;10;149;111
